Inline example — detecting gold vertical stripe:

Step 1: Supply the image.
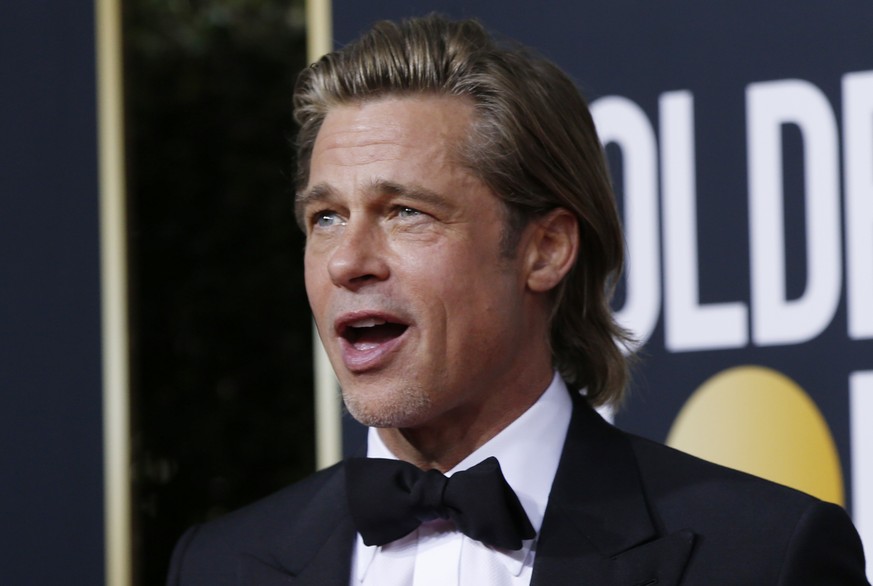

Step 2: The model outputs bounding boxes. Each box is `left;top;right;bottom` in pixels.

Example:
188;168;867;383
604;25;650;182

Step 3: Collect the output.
95;0;132;584
307;0;333;61
314;321;342;469
305;0;342;470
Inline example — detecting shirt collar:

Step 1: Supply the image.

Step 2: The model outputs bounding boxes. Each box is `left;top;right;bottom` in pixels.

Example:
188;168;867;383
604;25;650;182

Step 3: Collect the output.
357;372;573;578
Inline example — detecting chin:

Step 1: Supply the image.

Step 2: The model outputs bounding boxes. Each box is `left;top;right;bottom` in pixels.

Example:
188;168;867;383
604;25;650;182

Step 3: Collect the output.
341;384;432;429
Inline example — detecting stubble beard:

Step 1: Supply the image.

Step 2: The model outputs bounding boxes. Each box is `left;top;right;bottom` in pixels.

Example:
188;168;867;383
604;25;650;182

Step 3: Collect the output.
341;382;433;429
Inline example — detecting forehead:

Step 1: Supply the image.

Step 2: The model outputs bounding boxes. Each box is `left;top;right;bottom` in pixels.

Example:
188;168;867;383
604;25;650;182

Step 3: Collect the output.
311;95;475;172
296;96;485;227
298;95;509;231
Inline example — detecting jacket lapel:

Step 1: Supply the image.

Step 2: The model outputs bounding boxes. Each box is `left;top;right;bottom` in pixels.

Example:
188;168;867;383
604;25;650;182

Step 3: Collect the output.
531;393;695;586
238;463;357;586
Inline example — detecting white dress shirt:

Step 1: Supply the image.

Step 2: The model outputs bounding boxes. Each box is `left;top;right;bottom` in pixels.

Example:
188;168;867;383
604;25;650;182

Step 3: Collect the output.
351;372;573;586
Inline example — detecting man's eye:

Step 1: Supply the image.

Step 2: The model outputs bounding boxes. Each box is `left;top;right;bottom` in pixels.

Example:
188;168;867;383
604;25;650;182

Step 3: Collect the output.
397;207;422;218
313;211;340;228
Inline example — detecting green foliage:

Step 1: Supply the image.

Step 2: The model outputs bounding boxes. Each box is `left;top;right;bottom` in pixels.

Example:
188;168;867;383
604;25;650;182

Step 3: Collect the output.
124;1;311;583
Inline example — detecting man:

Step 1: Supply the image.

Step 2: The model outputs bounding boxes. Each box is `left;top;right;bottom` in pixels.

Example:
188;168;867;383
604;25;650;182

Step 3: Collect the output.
167;15;868;585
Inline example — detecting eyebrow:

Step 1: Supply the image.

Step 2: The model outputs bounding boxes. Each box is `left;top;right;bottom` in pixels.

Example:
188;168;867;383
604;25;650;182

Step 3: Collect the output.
295;183;335;228
296;182;328;206
295;179;452;224
367;179;450;212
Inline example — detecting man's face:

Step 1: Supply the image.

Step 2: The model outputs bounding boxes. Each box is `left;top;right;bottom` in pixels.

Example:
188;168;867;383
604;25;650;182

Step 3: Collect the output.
300;95;549;433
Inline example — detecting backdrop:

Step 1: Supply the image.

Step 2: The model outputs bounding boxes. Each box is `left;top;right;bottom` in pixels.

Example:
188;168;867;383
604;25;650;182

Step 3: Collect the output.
0;1;104;584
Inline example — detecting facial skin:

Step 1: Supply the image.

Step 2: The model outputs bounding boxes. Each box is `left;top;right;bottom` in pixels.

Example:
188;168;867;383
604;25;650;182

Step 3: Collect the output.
299;95;578;470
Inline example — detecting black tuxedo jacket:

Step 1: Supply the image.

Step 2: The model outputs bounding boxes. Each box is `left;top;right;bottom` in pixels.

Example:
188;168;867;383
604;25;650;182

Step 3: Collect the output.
167;391;869;585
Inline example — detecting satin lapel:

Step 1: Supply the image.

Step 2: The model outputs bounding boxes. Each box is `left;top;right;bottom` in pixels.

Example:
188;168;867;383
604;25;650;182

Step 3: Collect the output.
238;463;357;586
531;393;695;586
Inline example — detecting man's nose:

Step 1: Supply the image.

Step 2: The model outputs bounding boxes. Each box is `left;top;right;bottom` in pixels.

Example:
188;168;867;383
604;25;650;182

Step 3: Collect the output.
327;221;389;289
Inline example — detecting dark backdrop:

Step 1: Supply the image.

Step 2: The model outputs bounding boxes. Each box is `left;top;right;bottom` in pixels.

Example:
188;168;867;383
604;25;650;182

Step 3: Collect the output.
123;2;313;584
0;1;104;584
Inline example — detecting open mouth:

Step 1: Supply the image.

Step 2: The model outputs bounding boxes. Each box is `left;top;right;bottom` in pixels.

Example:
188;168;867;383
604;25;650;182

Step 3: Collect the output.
340;317;409;350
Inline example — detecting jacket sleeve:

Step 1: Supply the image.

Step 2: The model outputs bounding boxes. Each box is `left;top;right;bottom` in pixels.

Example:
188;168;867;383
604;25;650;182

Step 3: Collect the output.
777;501;869;585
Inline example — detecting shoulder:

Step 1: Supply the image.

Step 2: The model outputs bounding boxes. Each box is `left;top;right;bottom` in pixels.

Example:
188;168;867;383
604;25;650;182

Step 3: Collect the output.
627;432;817;514
625;433;868;584
185;461;343;546
166;463;347;585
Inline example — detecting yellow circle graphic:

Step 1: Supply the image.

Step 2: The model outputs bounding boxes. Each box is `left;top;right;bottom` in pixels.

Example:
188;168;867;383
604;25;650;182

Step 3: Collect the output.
666;365;844;506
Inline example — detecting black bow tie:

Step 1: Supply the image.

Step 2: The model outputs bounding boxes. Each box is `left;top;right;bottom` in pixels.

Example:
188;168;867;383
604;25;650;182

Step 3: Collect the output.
345;456;535;550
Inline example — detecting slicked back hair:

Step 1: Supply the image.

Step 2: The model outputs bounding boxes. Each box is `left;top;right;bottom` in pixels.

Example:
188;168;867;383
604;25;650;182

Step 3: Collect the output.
293;15;633;407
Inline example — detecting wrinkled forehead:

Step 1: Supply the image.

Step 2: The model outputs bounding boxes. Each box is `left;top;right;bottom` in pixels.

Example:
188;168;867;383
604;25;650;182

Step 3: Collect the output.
295;95;484;224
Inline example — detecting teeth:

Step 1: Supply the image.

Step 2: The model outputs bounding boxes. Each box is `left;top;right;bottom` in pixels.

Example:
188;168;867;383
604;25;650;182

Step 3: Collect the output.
349;317;386;328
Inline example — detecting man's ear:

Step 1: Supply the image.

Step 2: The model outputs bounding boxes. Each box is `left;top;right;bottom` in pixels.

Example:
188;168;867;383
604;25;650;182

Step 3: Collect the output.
524;208;579;293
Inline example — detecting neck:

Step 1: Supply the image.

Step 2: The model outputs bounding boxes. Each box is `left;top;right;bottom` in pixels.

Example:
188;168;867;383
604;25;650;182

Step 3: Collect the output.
376;368;553;472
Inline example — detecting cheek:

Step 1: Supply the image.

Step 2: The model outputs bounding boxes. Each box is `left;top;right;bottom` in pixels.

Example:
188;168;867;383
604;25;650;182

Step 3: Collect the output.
303;245;325;282
303;263;315;297
454;272;524;338
303;256;327;310
434;274;505;336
